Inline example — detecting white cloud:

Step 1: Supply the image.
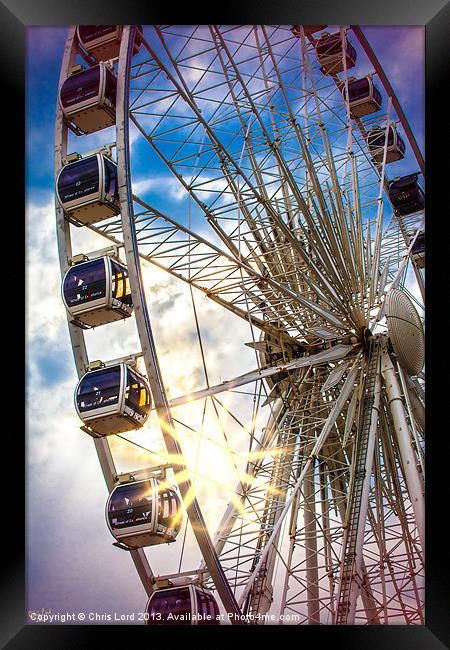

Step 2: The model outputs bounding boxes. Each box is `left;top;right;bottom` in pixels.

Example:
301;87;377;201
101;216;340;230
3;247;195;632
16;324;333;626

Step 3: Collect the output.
132;175;187;202
26;194;262;617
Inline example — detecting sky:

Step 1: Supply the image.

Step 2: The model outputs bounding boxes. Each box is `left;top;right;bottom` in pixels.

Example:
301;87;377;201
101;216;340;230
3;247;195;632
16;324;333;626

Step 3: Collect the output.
26;25;424;625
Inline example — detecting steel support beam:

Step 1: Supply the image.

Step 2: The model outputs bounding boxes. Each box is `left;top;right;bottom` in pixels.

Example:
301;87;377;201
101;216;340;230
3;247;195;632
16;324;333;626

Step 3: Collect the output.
380;345;425;552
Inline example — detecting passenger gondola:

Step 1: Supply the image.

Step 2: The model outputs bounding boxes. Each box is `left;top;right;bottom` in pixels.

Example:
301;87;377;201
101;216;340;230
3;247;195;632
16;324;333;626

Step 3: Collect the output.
146;583;220;625
344;76;382;118
106;478;183;548
56;153;120;226
59;63;117;135
62;255;133;328
75;363;151;436
315;32;357;75
76;25;144;62
388;173;425;216
411;231;425;268
366;123;405;164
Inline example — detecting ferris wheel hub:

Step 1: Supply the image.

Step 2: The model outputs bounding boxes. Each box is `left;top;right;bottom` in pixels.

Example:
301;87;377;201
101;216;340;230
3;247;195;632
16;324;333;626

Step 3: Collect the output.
358;326;374;353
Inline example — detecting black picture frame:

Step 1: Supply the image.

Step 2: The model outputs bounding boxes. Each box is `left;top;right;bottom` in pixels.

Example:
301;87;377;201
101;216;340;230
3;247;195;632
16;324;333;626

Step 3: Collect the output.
6;0;449;646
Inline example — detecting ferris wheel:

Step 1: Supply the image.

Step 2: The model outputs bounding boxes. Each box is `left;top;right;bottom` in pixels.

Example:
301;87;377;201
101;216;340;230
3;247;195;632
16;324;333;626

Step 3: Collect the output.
54;25;425;625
